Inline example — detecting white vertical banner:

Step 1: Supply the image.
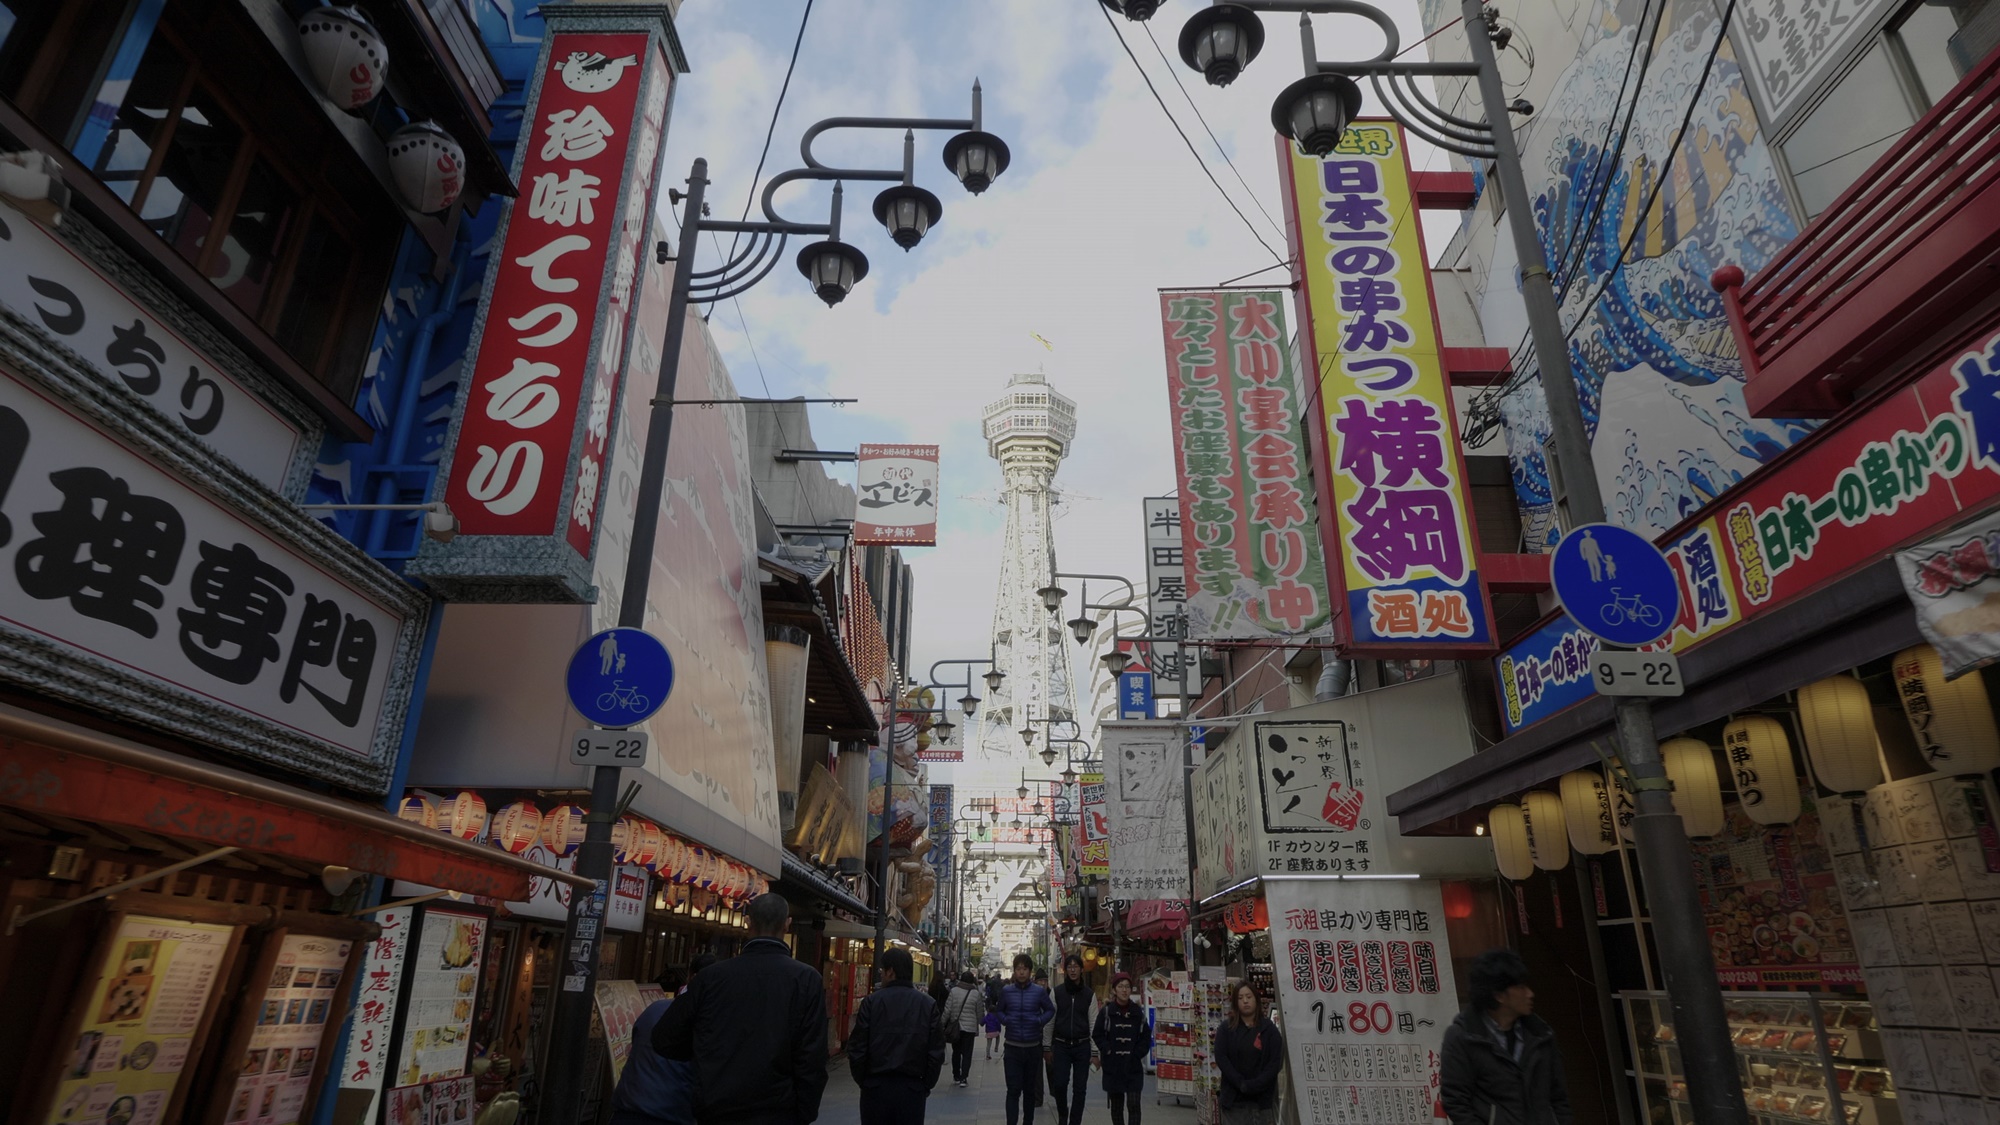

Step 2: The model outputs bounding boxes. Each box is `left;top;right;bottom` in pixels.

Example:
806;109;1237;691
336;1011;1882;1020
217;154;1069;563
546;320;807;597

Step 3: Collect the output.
340;907;412;1118
1264;878;1458;1125
1143;498;1192;697
1103;721;1189;899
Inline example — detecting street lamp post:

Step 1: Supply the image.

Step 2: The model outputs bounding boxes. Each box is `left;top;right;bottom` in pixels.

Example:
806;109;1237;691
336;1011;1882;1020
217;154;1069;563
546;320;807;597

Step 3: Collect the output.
542;91;1011;1124
1109;1;1738;1119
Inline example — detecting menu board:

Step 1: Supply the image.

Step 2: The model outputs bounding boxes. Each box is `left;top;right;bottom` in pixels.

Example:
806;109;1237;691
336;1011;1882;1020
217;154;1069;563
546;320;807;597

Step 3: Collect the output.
219;934;353;1125
389;909;484;1089
381;1075;472;1125
46;915;235;1125
595;981;648;1083
1693;790;1861;988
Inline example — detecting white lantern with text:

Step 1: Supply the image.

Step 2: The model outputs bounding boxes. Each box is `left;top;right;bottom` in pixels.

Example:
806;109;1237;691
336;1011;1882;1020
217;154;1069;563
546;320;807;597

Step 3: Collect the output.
1520;790;1569;870
1894;643;2000;777
1558;770;1619;855
1723;715;1802;825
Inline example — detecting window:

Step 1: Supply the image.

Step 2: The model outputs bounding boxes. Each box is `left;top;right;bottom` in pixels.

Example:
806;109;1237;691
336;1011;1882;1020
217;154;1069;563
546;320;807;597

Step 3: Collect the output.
1778;0;2000;219
2;0;402;400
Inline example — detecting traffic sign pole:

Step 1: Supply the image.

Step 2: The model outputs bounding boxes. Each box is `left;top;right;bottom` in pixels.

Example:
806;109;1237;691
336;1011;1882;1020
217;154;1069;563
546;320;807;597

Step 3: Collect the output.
539;162;710;1125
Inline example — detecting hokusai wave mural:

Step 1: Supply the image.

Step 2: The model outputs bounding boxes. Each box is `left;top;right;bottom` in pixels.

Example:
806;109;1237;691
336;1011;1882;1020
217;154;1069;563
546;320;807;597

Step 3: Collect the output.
1468;0;1815;549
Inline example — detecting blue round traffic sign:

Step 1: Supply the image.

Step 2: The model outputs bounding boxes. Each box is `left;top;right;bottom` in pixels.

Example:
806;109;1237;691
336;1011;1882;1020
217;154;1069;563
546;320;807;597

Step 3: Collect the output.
1550;522;1680;648
566;628;674;727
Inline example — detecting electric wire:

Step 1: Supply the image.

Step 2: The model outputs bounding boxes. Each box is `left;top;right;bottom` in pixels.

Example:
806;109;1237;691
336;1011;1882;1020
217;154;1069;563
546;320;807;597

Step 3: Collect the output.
1138;21;1287;245
726;0;815;265
1099;1;1288;267
1553;0;1662;305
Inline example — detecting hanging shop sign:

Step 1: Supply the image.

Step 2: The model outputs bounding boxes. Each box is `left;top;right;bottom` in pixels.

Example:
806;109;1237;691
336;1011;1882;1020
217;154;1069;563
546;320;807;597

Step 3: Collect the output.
1265;877;1458;1125
340;908;411;1121
1103;721;1190;899
0;198;307;489
1080;772;1109;878
1732;0;1897;129
854;444;940;545
1898;506;2000;679
1193;730;1255;894
419;30;673;602
0;368;426;791
1499;325;2000;734
1158;288;1333;640
1281;120;1493;654
1142;497;1195;694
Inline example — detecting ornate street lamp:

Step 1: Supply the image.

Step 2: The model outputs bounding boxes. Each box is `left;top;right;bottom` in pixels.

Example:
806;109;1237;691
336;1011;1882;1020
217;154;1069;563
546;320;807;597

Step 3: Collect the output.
1178;4;1265;86
1037;582;1068;614
1067;614;1095;645
1099;0;1164;19
984;668;1005;692
1099;648;1132;675
959;692;981;716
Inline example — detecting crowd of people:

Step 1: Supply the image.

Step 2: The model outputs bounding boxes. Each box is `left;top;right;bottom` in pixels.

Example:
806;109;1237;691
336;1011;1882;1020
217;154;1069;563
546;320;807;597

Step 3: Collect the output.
607;893;1563;1125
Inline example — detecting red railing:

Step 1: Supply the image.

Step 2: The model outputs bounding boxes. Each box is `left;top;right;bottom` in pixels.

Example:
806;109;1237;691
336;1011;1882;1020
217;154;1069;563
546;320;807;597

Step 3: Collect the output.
1712;44;2000;417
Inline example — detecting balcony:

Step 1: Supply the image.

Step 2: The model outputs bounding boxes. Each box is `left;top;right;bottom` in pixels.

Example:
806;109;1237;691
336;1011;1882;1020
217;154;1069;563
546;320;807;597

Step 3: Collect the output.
1713;45;2000;417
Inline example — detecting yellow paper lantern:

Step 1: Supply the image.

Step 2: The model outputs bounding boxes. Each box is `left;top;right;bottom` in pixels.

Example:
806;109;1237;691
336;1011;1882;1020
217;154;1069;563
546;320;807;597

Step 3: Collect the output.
1796;674;1884;794
1558;770;1619;855
491;801;542;855
1893;644;2000;776
397;795;437;829
1520;790;1569;870
1487;803;1534;881
1723;715;1801;825
444;792;488;840
1661;738;1725;837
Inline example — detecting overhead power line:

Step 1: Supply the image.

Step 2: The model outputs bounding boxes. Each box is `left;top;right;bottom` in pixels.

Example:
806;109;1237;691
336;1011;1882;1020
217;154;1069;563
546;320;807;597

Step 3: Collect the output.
1137;21;1287;245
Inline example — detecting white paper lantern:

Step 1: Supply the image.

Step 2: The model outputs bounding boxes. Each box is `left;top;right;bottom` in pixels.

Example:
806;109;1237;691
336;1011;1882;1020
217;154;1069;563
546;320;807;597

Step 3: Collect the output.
1559;770;1619;855
296;7;388;111
1661;737;1726;837
611;816;639;863
397;794;437;829
1797;674;1884;794
1520;790;1570;870
1607;763;1638;843
444;792;488;840
629;823;663;869
541;804;586;857
1723;715;1802;825
1894;643;2000;776
492;801;542;855
1487;803;1534;881
389;121;465;213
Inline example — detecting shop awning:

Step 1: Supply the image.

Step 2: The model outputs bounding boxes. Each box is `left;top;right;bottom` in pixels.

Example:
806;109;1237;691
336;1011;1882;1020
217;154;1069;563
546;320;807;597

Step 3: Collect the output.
1386;558;1922;833
1123;899;1190;941
779;849;874;918
0;705;589;901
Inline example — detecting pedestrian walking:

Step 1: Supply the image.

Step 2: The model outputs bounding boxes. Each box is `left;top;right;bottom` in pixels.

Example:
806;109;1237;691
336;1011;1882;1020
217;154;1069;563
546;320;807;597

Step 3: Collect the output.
1212;981;1284;1125
847;948;945;1125
655;894;830;1125
982;1008;1003;1059
941;971;985;1086
996;953;1055;1125
1042;955;1093;1125
1091;973;1151;1125
1439;949;1572;1125
612;955;716;1125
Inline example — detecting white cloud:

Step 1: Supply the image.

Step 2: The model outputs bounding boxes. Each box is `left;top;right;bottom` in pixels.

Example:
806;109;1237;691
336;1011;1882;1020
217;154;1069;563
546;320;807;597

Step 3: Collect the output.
659;0;1442;686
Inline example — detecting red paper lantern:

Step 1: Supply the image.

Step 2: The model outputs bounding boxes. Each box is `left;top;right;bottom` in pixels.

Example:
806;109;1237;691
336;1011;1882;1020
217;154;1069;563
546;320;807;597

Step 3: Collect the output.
1441;880;1476;921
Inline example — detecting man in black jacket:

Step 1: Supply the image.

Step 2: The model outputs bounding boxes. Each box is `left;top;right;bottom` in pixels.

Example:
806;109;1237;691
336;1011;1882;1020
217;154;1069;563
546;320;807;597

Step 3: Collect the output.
656;894;830;1125
847;948;945;1125
1439;948;1572;1125
1041;954;1093;1125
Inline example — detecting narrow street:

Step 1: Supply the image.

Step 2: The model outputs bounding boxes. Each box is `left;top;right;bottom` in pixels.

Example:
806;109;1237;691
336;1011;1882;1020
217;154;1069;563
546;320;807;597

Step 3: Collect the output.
814;1058;1197;1125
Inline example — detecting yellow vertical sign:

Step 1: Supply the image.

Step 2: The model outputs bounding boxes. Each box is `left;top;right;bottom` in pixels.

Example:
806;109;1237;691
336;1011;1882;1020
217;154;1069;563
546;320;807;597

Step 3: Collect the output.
1285;121;1492;652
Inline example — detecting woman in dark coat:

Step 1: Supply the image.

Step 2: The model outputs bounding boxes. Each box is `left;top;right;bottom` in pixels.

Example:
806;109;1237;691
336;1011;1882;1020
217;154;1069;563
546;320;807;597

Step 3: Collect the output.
1092;973;1153;1125
1213;980;1285;1125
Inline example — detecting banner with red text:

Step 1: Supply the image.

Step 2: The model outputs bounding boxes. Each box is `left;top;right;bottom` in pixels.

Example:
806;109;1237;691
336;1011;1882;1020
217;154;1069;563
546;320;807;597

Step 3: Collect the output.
855;444;940;546
1160;288;1333;640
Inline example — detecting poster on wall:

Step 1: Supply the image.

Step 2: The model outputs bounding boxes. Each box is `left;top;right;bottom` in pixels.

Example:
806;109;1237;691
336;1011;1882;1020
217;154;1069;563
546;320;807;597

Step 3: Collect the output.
218;934;353;1125
1899;506;2000;679
43;915;237;1125
595;980;648;1083
338;908;410;1120
1692;792;1859;988
1264;878;1456;1125
1280;121;1493;654
1080;772;1109;878
1158;288;1333;640
854;444;941;545
1104;722;1189;899
387;908;485;1090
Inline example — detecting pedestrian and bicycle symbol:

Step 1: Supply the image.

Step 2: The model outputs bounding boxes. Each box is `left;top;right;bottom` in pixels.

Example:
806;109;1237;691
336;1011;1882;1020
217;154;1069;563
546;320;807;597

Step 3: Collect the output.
565;627;674;728
1550;522;1680;648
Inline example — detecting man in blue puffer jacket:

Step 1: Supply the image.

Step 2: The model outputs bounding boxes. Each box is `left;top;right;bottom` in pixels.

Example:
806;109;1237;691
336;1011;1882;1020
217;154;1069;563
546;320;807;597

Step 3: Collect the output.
996;953;1055;1125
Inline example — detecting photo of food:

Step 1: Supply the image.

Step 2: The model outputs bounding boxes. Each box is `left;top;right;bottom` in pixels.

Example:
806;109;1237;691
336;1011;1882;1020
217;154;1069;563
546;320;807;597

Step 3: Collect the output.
284;999;308;1024
259;1001;282;1026
291;1047;316;1077
226;1087;254;1124
307;999;330;1025
123;1040;157;1071
317;969;342;989
105;1094;137;1125
294;968;319;989
65;1031;103;1079
98;968;155;1024
440;921;479;969
269;965;295;990
268;1048;292;1074
242;1049;266;1075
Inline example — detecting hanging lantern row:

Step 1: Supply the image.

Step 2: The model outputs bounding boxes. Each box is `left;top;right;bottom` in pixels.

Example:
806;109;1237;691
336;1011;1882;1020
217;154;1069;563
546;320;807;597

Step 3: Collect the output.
396;795;769;904
297;7;464;213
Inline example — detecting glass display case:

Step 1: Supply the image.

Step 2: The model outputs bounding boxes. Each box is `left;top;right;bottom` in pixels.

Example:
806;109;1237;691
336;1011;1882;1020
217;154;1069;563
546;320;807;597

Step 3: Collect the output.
1620;991;1901;1125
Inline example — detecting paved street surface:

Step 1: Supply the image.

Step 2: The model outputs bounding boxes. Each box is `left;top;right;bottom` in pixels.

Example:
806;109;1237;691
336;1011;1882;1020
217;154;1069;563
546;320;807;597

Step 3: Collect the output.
816;1054;1199;1125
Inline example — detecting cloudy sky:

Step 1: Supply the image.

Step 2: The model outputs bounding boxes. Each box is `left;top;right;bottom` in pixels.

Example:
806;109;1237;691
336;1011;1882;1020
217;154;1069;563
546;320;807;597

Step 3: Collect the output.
658;0;1450;688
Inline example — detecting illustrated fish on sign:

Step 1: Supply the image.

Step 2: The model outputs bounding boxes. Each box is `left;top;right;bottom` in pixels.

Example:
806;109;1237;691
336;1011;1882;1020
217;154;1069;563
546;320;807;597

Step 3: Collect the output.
557;51;640;93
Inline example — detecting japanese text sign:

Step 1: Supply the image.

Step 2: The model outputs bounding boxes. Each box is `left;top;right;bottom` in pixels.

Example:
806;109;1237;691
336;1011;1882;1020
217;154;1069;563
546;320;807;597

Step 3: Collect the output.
1159;288;1333;640
436;33;669;587
1734;0;1893;126
1265;878;1457;1125
340;907;411;1116
0;369;414;776
1080;772;1109;877
1282;122;1493;653
855;444;940;545
1119;671;1154;720
1143;498;1194;693
1498;325;2000;733
1104;722;1189;899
